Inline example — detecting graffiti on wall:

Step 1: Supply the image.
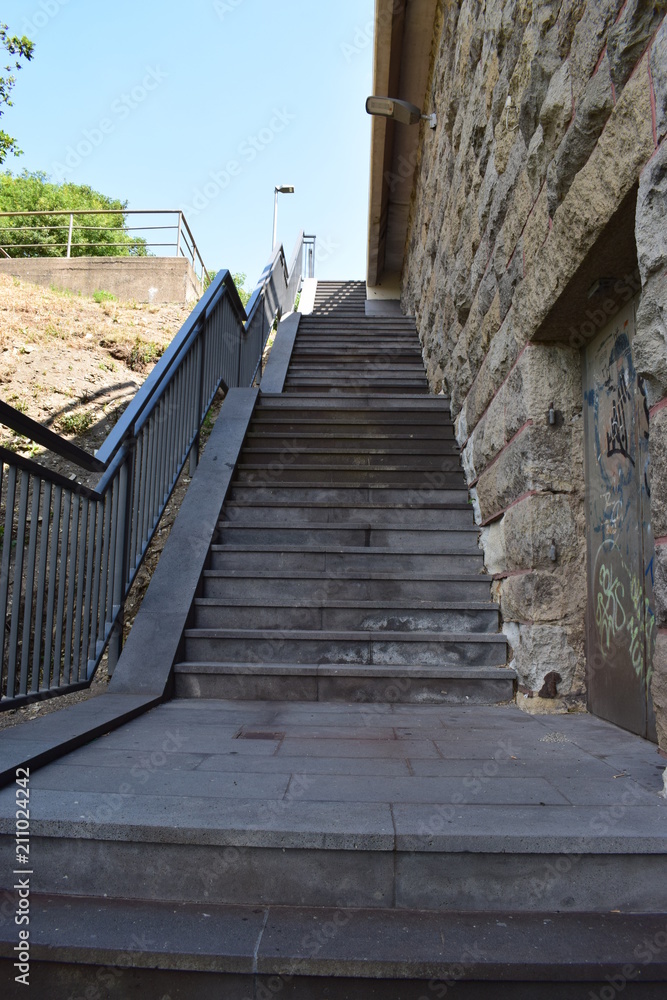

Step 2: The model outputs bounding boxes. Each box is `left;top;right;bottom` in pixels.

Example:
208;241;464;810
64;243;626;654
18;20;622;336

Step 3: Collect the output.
586;312;656;724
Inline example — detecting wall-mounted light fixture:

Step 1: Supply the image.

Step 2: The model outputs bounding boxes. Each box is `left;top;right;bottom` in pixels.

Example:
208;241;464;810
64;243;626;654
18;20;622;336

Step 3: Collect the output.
366;96;437;129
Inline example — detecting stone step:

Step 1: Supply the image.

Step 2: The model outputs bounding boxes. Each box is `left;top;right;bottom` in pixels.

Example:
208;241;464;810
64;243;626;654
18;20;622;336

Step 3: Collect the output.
227;486;471;505
182;628;507;668
215;523;480;552
256;394;451;412
282;384;431;395
5;895;666;997
238;449;461;468
192;599;500;633
174;662;515;703
244;432;458;449
221;502;474;527
234;466;466;487
248;420;456;437
286;364;427;376
202;569;492;602
208;545;484;575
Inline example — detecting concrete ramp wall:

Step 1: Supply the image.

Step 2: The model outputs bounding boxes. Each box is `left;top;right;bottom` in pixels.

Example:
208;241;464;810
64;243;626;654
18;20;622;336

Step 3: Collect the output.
0;255;202;304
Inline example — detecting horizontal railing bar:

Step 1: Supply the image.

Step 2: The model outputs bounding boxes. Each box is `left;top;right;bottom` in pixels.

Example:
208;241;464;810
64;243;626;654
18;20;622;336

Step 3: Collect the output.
0;209;187;217
0;446;100;499
0;401;104;472
94;270;245;466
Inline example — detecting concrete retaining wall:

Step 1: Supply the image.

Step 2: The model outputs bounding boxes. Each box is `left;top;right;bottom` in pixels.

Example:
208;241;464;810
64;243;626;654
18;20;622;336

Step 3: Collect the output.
0;256;202;304
401;0;667;745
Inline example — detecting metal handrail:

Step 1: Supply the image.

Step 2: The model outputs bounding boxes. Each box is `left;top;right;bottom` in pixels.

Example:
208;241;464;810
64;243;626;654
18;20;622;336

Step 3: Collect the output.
0;208;210;284
0;231;307;708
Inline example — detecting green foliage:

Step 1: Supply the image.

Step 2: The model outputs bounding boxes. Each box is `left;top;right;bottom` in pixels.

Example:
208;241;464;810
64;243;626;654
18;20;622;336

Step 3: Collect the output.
0;24;34;165
127;338;163;370
233;272;251;308
57;411;94;436
0;171;149;258
92;289;117;303
203;269;251;308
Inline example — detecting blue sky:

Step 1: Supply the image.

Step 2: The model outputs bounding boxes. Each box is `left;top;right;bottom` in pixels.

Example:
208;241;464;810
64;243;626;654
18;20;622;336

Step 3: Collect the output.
1;0;375;289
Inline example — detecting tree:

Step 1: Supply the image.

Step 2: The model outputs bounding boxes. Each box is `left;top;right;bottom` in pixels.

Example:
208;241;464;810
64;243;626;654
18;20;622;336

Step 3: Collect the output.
0;171;149;257
0;24;34;165
204;270;251;307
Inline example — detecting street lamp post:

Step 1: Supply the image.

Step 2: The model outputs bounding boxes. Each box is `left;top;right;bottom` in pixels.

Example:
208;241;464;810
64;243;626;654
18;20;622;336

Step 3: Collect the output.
272;185;295;251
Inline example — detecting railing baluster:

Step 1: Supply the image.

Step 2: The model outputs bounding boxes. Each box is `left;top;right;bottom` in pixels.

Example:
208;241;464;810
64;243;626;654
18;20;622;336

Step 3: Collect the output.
81;500;96;681
53;491;72;690
32;480;52;692
89;499;104;668
43;486;61;689
19;477;41;695
73;498;88;681
0;465;17;696
64;497;80;683
6;472;30;699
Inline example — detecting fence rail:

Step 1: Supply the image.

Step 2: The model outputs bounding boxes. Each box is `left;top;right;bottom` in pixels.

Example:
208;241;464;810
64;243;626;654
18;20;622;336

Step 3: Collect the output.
0;209;209;284
0;231;307;709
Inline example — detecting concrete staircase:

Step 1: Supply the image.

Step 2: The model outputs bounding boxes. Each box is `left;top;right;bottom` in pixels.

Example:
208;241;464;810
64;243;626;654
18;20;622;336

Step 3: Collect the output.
174;280;513;706
2;282;665;998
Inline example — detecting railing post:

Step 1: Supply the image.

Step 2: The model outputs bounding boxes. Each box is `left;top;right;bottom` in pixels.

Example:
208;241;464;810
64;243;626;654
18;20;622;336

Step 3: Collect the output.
176;212;182;258
66;213;74;258
107;443;135;675
189;325;206;476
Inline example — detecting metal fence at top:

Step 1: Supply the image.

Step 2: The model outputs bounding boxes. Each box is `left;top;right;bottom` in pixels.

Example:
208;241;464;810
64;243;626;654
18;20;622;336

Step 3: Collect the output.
0;209;210;284
0;231;307;709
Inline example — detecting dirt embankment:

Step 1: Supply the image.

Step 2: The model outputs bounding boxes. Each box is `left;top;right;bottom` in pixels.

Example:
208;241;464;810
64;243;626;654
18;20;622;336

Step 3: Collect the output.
0;275;222;730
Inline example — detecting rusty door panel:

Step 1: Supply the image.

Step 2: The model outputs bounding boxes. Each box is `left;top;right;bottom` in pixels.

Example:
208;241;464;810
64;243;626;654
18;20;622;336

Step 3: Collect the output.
583;299;657;741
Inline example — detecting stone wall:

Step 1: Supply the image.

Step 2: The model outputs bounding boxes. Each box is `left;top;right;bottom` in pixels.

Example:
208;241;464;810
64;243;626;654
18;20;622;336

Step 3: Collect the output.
401;0;667;745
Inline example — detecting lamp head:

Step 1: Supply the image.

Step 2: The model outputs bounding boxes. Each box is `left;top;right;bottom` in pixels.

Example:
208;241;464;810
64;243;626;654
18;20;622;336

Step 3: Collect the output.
365;96;422;126
275;185;295;194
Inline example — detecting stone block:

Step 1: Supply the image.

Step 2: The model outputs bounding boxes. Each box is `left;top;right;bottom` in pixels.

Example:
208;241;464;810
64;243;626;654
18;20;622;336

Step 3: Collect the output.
475;425;579;523
480;290;501;351
501;168;534;265
651;15;667;140
500;568;584;624
546;55;615;214
650;630;667;751
650;407;667;538
479;520;506;576
607;0;667;94
556;0;587;59
502;492;584;572
499;242;524;320
526;123;548;193
636;139;667;282
655;543;667;627
503;621;580;692
635;275;667;406
522;185;550;269
539;60;573;147
514;56;654;343
458;314;521;438
569;0;625;102
504;343;582;441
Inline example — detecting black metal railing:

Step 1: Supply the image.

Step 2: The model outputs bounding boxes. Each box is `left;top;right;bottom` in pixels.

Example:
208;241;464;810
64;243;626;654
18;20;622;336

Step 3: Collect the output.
0;232;307;708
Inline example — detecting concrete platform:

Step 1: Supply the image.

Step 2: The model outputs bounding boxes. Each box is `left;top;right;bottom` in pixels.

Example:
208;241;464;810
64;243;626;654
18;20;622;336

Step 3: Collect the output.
1;701;664;873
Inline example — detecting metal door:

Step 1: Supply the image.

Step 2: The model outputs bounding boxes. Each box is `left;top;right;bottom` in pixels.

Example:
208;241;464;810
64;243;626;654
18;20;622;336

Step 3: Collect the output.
583;299;657;741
